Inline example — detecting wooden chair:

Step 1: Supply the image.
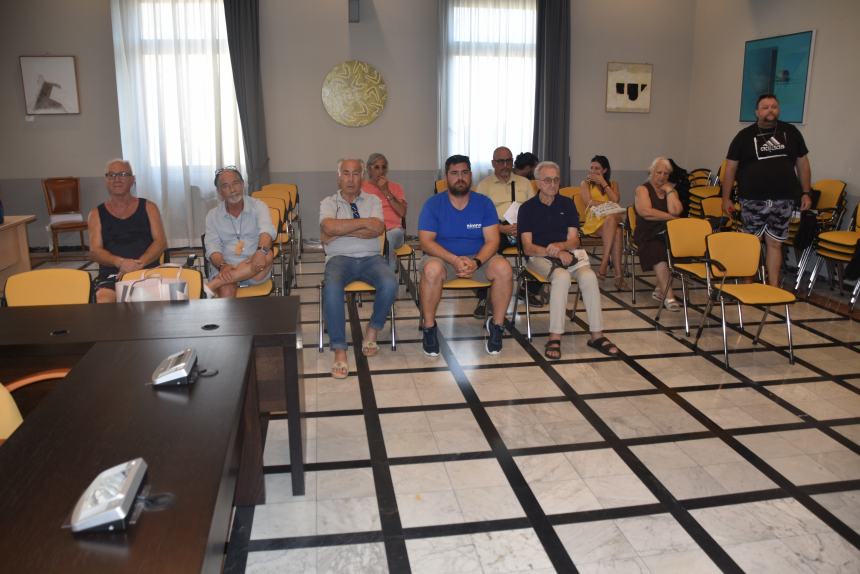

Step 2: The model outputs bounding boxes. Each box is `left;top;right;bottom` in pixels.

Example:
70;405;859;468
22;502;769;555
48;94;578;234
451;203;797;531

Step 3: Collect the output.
1;369;70;444
4;269;92;306
42;177;88;261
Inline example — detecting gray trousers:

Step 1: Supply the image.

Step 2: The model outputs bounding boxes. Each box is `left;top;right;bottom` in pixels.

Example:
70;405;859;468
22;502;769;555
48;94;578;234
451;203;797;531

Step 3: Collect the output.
526;257;604;335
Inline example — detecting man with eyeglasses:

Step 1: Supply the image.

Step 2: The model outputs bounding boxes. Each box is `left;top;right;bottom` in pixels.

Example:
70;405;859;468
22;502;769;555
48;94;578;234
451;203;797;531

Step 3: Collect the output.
518;161;619;359
203;166;276;297
474;146;541;317
319;158;398;379
88;158;167;303
418;155;513;356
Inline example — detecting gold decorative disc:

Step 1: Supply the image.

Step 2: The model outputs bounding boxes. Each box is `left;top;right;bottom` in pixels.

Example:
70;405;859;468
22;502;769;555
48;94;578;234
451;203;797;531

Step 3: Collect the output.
321;60;387;127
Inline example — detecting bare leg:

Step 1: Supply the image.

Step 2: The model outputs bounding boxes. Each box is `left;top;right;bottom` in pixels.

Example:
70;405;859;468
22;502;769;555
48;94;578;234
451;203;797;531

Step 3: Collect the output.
654;261;675;300
764;234;783;286
96;287;117;304
207;255;273;297
599;215;620;277
420;259;445;327
486;257;513;325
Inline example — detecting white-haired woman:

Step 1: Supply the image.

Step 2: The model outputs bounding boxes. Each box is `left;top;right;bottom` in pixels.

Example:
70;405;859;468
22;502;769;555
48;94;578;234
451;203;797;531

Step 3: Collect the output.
633;157;683;310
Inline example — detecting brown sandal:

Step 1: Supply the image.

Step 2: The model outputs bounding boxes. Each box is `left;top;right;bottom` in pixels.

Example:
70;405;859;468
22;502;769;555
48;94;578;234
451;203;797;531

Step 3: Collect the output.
544;339;562;360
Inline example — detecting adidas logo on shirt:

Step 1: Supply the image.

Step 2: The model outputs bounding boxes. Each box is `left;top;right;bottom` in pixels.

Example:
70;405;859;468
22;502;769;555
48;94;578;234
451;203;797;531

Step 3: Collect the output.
759;137;785;153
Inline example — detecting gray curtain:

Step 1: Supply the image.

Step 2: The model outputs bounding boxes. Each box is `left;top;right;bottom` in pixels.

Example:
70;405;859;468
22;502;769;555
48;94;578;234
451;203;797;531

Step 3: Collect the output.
532;0;571;185
224;0;270;191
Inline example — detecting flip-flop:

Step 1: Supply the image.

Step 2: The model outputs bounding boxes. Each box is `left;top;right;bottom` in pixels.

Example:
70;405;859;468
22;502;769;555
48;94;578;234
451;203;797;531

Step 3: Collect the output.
544;339;562;360
663;298;681;312
361;340;379;357
586;336;620;356
614;277;629;291
331;361;349;379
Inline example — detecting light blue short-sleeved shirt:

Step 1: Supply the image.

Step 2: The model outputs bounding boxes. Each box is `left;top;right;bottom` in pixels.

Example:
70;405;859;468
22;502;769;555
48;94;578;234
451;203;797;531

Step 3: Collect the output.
204;196;277;266
319;190;384;260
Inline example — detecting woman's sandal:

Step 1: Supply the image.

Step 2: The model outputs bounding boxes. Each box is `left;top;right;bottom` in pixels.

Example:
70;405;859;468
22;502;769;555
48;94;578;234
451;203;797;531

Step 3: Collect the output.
586;336;620;356
544;339;562;360
663;298;681;312
331;361;349;379
614;276;629;291
596;271;608;281
361;340;379;357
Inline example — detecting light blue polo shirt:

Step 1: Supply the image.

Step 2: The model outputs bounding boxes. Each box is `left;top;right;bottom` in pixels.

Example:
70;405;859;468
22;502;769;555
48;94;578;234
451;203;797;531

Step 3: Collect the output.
204;196;276;266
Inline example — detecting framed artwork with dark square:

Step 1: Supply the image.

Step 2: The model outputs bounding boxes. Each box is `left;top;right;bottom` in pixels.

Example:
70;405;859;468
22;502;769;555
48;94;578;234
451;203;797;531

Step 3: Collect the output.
606;62;652;113
20;56;80;115
739;31;814;123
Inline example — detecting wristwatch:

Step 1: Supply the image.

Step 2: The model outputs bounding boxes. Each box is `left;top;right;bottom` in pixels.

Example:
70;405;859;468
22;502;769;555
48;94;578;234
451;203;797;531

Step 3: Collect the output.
258;246;271;255
472;257;483;268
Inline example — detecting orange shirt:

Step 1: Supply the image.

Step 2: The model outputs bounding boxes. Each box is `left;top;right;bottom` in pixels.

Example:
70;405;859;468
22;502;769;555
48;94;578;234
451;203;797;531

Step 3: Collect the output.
361;180;407;230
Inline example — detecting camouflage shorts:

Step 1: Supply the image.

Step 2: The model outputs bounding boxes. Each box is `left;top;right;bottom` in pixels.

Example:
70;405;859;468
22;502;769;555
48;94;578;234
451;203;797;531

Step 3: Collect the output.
739;199;794;241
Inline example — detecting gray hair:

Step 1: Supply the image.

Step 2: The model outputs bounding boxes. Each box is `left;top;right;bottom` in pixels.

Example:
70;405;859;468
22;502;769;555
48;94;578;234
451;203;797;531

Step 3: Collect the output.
366;153;387;168
336;158;365;174
534;160;560;180
105;158;133;174
649;157;672;174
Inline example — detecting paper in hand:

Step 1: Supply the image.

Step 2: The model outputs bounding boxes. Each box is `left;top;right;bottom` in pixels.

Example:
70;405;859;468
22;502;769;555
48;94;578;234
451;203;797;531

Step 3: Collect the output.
503;202;521;225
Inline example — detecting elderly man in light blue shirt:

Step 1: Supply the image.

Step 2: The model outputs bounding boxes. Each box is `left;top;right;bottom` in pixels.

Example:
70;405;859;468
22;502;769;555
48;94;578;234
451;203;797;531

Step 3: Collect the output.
204;166;276;297
320;158;398;379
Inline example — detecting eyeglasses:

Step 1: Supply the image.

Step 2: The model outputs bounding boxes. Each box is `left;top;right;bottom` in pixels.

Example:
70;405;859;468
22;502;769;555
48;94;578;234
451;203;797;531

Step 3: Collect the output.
105;172;133;178
492;158;514;165
540;177;561;185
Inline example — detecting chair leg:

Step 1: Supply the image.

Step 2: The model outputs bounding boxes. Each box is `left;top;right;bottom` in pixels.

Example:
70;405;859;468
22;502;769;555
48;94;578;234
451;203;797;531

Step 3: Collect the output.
785;304;794;364
523;276;532;341
806;256;822;296
850;279;860;315
631;256;637;303
79;230;86;252
390;300;397;351
693;295;715;349
680;275;690;336
318;282;325;352
753;307;770;345
52;231;59;262
720;298;729;368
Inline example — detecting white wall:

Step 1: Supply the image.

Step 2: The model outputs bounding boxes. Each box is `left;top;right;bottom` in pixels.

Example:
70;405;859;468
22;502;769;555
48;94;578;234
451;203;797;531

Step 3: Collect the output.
686;0;860;202
571;0;696;201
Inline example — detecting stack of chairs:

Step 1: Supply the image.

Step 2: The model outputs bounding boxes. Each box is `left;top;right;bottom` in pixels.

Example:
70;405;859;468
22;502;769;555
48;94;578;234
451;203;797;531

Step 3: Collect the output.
804;200;860;314
788;179;847;291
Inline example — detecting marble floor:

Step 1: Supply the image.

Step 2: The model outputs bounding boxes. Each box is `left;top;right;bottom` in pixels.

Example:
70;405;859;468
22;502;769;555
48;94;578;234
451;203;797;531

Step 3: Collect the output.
35;247;860;573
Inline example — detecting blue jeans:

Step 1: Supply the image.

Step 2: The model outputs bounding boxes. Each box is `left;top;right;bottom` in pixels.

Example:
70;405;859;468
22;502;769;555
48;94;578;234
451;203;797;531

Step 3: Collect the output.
386;228;405;271
323;255;398;350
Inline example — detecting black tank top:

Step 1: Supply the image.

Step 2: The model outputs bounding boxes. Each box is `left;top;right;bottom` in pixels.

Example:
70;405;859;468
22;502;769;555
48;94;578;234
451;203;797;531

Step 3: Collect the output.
97;199;157;277
634;181;669;244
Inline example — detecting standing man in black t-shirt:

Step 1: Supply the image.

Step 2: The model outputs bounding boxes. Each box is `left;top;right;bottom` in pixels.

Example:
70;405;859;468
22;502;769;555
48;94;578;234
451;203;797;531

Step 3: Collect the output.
721;93;812;286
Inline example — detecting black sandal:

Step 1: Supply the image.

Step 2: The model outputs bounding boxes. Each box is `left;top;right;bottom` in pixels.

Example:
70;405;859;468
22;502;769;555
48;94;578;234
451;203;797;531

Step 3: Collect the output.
587;336;619;357
544;339;562;360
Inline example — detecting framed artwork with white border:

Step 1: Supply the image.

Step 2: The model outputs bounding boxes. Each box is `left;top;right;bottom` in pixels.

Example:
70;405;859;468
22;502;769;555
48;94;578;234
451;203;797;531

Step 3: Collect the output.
20;56;80;115
606;62;652;113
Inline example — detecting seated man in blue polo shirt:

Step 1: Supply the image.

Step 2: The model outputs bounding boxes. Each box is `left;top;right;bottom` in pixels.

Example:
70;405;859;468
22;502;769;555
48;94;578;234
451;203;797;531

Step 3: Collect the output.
518;161;618;360
418;154;513;356
320;158;398;379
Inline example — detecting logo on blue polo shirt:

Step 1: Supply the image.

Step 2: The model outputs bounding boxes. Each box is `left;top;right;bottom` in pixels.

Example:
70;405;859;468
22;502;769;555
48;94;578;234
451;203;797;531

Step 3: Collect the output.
466;223;482;229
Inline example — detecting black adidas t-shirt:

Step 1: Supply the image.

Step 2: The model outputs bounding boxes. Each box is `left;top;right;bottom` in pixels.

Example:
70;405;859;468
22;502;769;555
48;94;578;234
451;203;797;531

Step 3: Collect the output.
726;121;808;200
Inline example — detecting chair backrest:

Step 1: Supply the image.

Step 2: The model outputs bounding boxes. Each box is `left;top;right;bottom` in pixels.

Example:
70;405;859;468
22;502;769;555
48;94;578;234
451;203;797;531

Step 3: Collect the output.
435;179;447;194
701;196;724;219
572;193;588;220
706;232;760;278
559;186;579;200
0;385;23;442
812;179;847;215
666;217;711;259
252;192;288;218
626;205;637;233
42;177;81;215
121;266;204;299
717;159;728;184
261;183;298;208
5;269;92;306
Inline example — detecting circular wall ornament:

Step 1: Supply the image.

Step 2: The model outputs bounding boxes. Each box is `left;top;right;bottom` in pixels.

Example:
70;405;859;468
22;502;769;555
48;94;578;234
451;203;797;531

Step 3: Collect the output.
321;60;387;127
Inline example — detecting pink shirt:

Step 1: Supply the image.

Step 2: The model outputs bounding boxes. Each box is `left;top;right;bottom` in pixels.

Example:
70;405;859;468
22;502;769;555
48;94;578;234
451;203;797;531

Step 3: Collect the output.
361;180;407;230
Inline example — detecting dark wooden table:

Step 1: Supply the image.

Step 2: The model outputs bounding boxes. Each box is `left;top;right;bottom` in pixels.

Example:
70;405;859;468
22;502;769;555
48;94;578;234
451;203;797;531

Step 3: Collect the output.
0;336;254;573
0;296;306;494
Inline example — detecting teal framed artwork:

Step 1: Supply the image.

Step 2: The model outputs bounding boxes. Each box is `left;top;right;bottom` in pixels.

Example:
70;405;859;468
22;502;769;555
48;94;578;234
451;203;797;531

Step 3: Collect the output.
739;30;814;123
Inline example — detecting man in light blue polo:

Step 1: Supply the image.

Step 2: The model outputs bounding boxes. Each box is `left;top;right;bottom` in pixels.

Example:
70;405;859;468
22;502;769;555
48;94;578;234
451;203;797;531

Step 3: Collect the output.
320;158;398;379
204;166;276;297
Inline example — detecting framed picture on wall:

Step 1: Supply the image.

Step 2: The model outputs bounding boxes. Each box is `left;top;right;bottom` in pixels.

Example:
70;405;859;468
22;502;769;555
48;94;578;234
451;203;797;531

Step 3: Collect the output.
20;56;80;115
739;31;814;123
606;62;652;113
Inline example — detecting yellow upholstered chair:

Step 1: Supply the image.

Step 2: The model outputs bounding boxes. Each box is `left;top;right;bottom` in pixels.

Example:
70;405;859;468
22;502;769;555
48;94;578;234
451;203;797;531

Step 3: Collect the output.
318;234;397;352
620;206;640;302
122;266;204;300
688;186;721;218
1;369;70;444
252;192;296;292
42;177;88;261
4;269;92;306
694;232;797;366
655;218;712;335
200;234;274;298
259;183;302;260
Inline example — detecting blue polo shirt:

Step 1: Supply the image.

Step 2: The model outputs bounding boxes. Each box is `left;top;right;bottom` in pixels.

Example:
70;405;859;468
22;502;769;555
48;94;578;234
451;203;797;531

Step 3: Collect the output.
418;192;498;256
517;194;579;247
